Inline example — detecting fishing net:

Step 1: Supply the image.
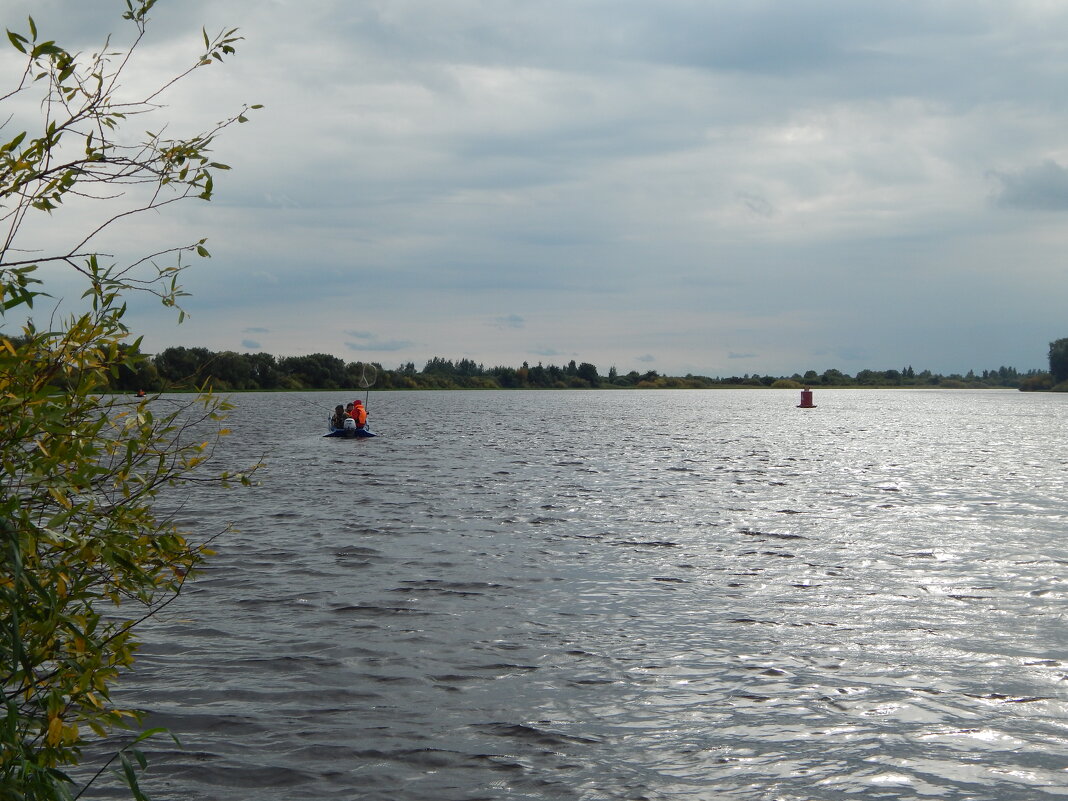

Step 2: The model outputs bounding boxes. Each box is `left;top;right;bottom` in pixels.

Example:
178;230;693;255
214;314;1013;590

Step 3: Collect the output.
358;363;377;389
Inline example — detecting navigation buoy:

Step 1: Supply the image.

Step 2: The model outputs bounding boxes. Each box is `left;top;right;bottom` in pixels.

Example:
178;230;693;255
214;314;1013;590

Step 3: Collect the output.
797;388;816;408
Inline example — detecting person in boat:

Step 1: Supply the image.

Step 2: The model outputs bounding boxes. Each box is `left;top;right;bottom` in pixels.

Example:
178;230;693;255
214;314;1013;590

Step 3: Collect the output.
339;401;360;432
350;399;368;430
330;404;347;430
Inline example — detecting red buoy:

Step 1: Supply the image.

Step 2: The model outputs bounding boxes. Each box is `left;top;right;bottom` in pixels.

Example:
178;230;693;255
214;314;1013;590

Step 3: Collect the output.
797;388;816;408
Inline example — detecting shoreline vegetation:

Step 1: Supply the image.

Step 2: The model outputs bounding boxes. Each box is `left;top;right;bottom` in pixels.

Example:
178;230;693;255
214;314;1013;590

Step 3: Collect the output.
111;346;1063;393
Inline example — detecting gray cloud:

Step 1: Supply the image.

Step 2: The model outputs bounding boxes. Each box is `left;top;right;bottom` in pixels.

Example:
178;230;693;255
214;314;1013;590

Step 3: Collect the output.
241;339;261;349
341;331;414;352
991;161;1068;211
737;192;775;219
494;314;525;329
29;1;1068;376
345;338;414;352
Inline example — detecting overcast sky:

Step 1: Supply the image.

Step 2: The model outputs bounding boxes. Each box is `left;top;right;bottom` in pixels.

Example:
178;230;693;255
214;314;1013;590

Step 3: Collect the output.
7;1;1068;376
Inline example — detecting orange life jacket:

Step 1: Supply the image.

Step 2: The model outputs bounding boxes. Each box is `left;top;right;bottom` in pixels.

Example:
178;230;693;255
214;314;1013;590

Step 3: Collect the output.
352;403;368;427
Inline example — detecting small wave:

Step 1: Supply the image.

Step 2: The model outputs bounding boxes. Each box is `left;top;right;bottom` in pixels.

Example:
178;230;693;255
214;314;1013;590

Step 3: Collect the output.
458;662;539;674
472;722;603;747
612;539;679;548
738;528;806;540
329;604;432;616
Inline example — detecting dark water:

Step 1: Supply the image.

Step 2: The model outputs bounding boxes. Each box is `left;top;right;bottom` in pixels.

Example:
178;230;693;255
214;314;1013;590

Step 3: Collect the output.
94;389;1067;800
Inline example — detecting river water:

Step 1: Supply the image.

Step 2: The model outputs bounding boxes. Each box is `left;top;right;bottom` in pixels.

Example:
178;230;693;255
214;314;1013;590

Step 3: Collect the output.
92;389;1067;800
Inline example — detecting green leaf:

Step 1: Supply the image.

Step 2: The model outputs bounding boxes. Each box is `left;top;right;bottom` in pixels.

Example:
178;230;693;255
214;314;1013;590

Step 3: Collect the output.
7;30;28;53
30;40;62;59
2;131;27;152
119;752;149;801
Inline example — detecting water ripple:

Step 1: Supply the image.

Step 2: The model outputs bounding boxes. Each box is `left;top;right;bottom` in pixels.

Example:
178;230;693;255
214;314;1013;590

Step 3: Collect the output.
86;389;1068;800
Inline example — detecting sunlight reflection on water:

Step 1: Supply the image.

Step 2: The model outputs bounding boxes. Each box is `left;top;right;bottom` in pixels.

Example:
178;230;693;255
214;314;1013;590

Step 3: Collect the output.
89;389;1068;801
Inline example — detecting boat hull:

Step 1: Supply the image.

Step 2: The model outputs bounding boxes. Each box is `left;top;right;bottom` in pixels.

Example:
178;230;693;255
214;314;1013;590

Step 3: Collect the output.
324;427;376;438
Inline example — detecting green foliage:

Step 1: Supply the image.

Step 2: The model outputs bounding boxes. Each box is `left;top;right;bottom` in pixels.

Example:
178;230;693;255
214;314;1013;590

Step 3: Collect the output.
0;3;257;798
820;368;847;386
1049;338;1068;384
276;353;347;390
0;323;238;797
576;362;599;385
1019;372;1053;392
120;348;1040;392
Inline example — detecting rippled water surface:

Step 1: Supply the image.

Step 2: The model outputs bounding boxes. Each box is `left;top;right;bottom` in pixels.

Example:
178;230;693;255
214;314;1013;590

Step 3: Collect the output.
94;389;1067;800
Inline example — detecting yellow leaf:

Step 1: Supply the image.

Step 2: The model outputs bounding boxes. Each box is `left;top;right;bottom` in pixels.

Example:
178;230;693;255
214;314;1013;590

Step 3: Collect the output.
47;715;63;746
48;487;71;509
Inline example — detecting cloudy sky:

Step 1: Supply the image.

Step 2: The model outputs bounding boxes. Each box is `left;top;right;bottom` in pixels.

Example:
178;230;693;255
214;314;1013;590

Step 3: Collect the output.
7;0;1068;376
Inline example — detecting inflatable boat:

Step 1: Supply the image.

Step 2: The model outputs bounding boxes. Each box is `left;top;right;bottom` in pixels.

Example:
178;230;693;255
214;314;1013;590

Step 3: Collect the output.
325;425;376;438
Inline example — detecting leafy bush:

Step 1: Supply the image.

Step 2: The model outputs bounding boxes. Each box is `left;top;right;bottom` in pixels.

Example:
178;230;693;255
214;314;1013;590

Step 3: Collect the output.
1019;373;1054;392
0;3;257;797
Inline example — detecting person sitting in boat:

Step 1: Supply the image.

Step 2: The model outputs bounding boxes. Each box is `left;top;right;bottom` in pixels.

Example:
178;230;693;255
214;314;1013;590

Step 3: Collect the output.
330;404;347;430
338;402;356;431
350;399;368;429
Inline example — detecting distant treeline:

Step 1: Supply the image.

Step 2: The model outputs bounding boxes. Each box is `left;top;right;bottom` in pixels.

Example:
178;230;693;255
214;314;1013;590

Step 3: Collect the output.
108;346;1054;392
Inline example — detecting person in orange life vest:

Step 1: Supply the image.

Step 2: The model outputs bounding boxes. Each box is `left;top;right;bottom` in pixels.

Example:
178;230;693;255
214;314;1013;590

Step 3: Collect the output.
350;399;368;429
